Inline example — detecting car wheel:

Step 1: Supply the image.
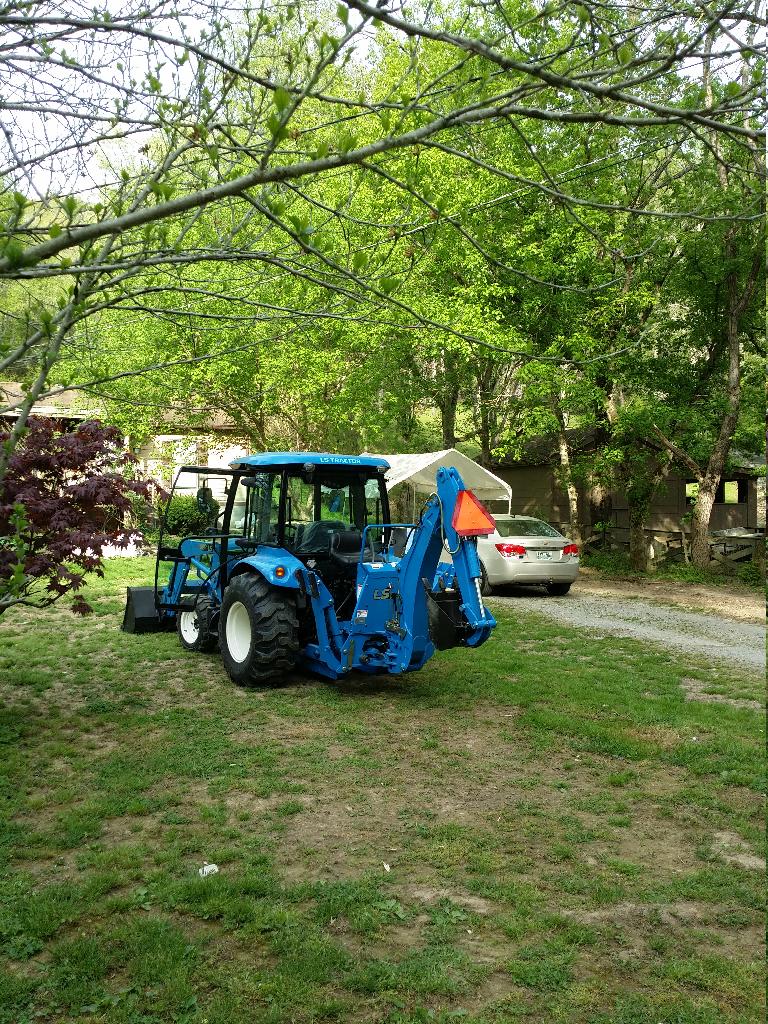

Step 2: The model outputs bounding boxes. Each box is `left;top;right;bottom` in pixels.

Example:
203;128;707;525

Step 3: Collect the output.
480;561;492;596
546;582;571;596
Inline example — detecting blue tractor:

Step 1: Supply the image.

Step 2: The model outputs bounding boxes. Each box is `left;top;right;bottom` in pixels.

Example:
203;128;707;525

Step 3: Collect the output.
122;453;496;685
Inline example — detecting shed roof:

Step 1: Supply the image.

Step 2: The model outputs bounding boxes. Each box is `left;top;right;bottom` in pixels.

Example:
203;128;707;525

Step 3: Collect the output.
0;380;95;419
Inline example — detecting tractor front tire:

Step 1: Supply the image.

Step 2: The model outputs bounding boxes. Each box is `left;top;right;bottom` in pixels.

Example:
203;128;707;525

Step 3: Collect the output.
177;595;218;653
219;574;299;687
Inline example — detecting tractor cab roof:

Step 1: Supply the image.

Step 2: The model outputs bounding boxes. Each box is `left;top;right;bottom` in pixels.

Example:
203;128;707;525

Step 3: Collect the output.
230;452;390;474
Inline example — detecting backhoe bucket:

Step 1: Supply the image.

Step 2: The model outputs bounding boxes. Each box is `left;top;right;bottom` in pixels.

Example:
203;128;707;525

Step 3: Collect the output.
121;587;170;633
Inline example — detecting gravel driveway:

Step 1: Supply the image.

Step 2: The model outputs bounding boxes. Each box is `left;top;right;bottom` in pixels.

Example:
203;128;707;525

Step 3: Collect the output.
489;587;766;672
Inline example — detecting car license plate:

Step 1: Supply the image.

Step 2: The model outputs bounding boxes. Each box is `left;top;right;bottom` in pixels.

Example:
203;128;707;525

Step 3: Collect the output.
536;551;553;560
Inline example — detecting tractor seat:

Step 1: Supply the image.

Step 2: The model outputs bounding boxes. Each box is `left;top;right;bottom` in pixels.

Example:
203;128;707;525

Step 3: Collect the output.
294;520;345;552
329;530;362;569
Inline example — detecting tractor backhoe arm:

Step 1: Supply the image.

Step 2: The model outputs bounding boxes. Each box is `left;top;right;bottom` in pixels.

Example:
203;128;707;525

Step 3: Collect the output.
394;467;496;668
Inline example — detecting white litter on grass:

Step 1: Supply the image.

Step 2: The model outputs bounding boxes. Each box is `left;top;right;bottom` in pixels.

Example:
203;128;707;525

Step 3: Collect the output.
382;862;391;873
198;863;220;878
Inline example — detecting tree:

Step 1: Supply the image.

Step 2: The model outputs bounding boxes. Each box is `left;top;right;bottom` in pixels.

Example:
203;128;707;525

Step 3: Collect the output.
0;0;763;486
0;418;153;614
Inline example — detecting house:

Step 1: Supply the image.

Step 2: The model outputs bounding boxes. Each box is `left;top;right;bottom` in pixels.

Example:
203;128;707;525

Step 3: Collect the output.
0;380;95;429
0;381;250;488
493;430;765;541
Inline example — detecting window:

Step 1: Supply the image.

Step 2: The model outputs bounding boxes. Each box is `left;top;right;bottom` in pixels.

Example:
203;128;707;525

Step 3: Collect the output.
163;468;233;537
231;472;280;544
284;471;384;553
717;480;747;504
496;519;562;539
687;480;747;505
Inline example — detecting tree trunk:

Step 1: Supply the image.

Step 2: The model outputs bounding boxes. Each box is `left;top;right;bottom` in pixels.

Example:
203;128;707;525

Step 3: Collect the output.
554;409;581;543
688;261;755;567
478;403;492;467
437;386;459;448
690;482;716;568
628;509;648;571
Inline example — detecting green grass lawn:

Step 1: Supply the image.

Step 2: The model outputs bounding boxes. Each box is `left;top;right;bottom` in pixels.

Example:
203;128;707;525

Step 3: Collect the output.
0;558;764;1024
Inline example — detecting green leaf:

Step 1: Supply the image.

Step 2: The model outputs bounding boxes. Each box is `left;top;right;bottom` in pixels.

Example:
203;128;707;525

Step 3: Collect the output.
2;239;26;269
48;224;62;238
267;113;288;141
575;5;589;22
337;3;349;25
352;252;367;271
724;81;742;98
617;43;633;65
12;191;27;210
337;131;357;154
379;276;398;295
273;86;291;112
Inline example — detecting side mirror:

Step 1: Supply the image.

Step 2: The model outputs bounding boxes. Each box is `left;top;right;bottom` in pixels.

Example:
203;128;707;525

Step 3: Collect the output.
196;486;213;512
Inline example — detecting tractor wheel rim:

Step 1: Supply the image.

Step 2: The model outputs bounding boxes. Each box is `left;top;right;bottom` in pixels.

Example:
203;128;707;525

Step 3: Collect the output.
179;610;199;644
226;601;251;662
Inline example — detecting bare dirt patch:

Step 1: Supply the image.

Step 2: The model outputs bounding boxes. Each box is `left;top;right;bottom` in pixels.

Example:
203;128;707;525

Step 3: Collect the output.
400;885;495;915
681;677;763;711
711;830;765;871
564;901;765;960
575;570;764;624
612;817;698;875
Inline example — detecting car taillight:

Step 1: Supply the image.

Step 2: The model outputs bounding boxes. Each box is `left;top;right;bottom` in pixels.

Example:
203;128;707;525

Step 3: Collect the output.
496;543;526;557
563;543;579;556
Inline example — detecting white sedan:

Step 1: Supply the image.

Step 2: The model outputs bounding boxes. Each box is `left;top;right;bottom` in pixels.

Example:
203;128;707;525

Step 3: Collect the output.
477;515;579;595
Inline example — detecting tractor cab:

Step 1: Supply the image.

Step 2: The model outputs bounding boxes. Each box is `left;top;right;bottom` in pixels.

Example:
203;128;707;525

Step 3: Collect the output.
227;454;391;615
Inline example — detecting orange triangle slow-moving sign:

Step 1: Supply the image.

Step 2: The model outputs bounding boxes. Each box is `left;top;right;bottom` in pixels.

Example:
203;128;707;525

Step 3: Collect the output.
452;489;496;537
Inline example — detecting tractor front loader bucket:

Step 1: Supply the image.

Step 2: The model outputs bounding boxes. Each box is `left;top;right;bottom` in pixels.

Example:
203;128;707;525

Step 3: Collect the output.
121;587;172;634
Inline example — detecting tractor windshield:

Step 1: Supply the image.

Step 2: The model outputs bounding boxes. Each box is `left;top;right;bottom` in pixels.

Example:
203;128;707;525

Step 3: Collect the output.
284;470;385;555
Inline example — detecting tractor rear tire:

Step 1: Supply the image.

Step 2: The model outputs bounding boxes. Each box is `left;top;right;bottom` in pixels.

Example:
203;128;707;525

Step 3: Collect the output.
219;573;299;687
177;595;218;653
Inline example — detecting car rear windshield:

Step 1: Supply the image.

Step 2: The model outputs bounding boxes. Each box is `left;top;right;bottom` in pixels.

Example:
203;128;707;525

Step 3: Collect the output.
496;519;562;538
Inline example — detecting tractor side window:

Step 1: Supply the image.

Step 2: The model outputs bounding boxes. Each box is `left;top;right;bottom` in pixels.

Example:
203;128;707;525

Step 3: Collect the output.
161;469;229;541
363;478;384;525
231;472;279;545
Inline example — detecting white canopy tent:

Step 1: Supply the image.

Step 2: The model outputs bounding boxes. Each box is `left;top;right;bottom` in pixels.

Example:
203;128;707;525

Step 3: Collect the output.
363;448;512;514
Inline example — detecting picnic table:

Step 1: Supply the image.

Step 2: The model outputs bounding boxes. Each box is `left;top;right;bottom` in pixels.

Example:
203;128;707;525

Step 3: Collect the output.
708;528;764;566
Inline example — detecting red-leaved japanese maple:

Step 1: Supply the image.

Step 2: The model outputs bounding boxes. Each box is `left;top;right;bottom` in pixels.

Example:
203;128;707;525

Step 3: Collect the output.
0;417;154;614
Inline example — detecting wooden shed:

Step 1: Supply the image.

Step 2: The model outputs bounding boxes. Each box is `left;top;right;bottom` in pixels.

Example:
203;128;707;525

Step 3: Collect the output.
493;431;765;541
